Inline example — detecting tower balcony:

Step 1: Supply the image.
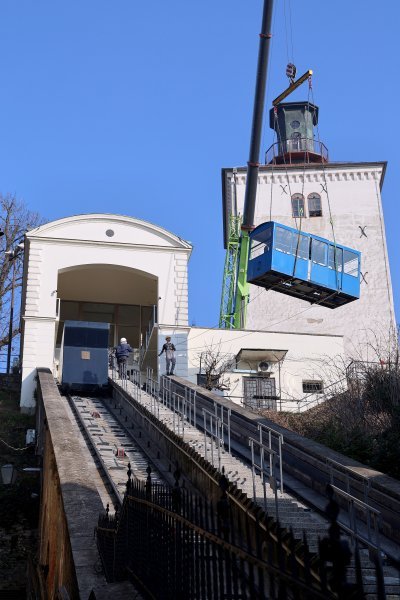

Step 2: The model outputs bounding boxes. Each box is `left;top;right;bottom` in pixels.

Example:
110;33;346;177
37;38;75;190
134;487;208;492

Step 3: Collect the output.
265;137;329;165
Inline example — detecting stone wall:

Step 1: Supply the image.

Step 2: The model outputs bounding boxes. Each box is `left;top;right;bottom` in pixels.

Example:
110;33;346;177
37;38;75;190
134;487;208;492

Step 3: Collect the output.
36;369;106;598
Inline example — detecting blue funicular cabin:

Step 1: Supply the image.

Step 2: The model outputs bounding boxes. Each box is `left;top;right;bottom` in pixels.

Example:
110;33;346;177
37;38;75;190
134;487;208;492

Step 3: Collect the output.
247;222;361;309
60;320;110;393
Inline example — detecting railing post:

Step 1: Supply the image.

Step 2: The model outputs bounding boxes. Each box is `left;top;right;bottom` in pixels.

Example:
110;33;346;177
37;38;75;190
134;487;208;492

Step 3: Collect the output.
145;465;152;500
278;435;283;495
249;439;256;502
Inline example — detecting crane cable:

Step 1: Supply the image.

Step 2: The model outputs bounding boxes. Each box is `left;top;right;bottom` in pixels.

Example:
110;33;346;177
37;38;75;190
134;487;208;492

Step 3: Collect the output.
283;0;295;66
291;75;312;280
309;83;341;293
270;73;341;300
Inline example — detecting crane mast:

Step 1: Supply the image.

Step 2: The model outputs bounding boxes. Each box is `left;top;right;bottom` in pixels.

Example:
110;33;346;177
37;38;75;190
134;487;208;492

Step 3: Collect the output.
233;0;275;329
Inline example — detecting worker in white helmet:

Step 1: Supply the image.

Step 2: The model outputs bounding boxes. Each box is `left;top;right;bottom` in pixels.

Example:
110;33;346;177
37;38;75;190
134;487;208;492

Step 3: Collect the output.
115;337;133;378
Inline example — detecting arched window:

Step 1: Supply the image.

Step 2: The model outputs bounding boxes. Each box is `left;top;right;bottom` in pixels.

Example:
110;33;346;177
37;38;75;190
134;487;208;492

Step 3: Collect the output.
291;194;305;218
308;193;322;217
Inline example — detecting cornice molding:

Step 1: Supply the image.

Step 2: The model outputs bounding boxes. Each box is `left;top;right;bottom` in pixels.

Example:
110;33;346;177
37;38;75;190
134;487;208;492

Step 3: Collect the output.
229;167;382;186
26;236;192;254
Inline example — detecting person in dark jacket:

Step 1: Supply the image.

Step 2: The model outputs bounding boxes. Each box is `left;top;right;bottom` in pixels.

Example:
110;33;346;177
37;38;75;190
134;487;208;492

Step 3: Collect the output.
158;336;176;375
115;337;133;378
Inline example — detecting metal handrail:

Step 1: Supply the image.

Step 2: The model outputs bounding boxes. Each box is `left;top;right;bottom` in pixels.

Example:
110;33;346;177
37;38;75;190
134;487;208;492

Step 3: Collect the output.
258;422;284;494
265;137;328;164
326;457;376;543
249;437;280;519
329;483;382;553
140;304;157;363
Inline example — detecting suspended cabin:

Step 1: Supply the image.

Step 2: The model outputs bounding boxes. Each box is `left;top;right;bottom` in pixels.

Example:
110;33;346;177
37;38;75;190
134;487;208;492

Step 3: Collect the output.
247;222;360;308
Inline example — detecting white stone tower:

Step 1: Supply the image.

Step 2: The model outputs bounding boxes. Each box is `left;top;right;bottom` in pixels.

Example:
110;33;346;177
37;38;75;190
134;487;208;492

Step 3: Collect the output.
221;101;396;358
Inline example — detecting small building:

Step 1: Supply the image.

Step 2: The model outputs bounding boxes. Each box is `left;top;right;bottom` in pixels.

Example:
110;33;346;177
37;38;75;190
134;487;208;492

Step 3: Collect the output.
186;326;345;412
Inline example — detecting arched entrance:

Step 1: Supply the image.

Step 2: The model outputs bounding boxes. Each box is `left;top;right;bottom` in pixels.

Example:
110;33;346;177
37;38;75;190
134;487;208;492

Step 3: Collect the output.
56;264;158;368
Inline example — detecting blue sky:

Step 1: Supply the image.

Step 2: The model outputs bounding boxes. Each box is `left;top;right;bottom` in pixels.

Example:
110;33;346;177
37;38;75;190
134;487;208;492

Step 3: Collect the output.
0;0;398;327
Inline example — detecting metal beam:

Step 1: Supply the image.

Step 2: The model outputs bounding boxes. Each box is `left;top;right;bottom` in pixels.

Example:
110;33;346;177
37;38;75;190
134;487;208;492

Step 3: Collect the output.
272;69;313;106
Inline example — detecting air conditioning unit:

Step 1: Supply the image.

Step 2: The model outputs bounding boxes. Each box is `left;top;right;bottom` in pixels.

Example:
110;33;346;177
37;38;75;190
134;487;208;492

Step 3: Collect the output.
257;361;270;374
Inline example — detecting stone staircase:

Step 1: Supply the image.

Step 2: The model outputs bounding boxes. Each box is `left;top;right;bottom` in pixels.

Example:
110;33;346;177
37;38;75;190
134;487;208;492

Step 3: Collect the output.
114;378;400;599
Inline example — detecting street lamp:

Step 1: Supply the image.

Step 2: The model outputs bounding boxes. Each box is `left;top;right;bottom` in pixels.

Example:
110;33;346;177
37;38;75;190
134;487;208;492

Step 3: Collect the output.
1;463;17;485
0;463;41;485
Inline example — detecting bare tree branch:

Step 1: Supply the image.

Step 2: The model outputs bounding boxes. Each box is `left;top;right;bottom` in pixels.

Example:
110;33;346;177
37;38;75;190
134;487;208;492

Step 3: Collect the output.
0;194;44;353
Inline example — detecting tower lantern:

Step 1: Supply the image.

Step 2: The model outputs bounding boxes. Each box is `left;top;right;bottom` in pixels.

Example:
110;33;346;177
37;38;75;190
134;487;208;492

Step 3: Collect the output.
267;100;328;164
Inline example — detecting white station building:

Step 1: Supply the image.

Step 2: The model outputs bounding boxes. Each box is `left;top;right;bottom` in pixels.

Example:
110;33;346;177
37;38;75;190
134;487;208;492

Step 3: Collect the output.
19;214;191;411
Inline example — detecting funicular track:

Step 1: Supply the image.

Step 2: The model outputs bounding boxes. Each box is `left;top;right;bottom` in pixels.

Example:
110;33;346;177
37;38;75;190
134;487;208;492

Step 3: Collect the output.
63;392;170;506
104;369;400;599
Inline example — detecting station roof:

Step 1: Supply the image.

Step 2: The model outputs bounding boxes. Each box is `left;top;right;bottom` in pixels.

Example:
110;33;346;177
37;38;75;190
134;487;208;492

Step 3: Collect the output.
236;348;288;363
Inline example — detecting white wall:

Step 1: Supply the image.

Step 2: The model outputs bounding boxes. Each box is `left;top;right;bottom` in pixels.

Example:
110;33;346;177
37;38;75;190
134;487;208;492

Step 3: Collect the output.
186;326;345;411
223;163;396;357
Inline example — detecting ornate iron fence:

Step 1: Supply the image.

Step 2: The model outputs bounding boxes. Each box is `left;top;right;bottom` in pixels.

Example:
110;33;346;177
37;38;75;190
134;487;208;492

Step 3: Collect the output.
96;465;381;599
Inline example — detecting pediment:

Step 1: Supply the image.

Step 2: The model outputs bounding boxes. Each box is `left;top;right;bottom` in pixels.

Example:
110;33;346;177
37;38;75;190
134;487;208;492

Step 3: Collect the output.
27;213;191;249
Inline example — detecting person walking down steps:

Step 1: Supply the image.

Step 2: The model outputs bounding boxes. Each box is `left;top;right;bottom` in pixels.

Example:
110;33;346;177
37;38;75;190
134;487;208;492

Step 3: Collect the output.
115;337;133;378
159;336;176;375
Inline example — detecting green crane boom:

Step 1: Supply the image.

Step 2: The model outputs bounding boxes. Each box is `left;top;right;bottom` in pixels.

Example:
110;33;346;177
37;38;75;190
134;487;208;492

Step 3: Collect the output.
219;215;242;328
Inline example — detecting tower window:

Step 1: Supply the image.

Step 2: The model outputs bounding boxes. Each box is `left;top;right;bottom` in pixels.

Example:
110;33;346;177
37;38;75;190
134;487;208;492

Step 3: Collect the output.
308;193;322;217
291;194;305;218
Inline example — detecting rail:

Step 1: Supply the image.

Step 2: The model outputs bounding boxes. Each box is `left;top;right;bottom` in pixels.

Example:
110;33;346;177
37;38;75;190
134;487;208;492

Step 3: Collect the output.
265;137;329;164
140;304;157;364
258;422;284;494
330;483;382;553
96;467;341;599
249;436;280;518
167;378;400;560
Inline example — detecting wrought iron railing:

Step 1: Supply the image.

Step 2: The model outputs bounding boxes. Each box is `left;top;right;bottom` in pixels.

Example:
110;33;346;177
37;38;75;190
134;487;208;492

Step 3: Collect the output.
265;137;329;164
96;464;379;599
106;371;394;598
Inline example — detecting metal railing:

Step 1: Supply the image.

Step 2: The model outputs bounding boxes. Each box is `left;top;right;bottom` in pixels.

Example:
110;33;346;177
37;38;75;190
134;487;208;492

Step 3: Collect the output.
329;483;382;553
109;372;389;567
249;437;280;520
326;457;382;552
258;422;284;494
265;137;329;164
96;466;356;599
140;304;157;364
201;407;226;470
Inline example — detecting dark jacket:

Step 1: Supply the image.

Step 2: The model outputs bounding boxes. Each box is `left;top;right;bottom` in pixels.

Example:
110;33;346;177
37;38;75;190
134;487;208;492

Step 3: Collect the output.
115;343;133;360
159;342;176;357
